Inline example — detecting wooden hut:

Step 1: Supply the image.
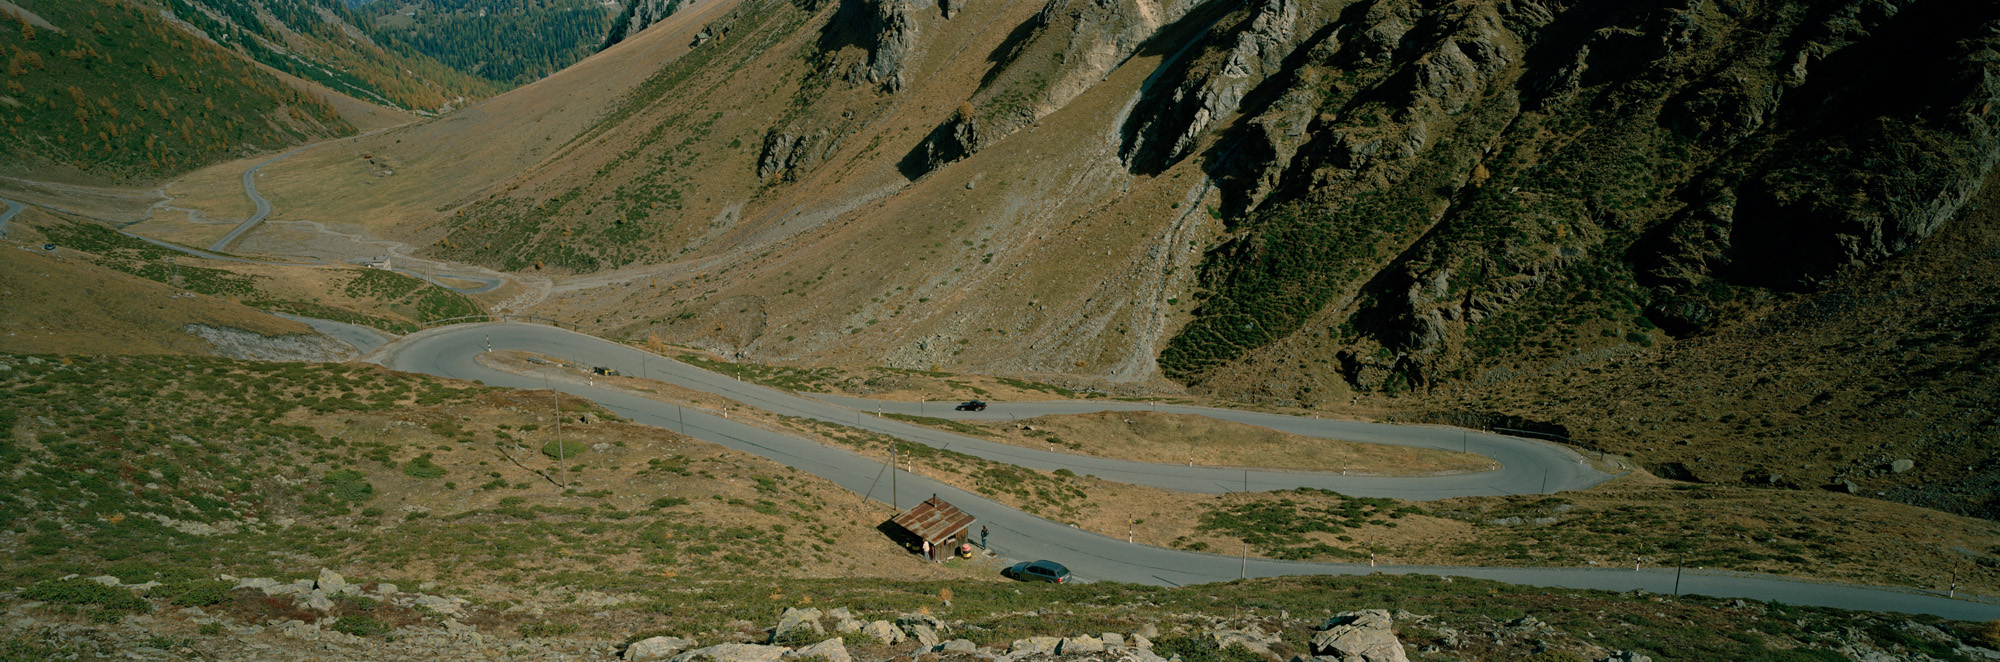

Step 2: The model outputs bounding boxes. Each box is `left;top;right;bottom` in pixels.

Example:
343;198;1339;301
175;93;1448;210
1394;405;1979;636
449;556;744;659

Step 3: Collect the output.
886;495;975;559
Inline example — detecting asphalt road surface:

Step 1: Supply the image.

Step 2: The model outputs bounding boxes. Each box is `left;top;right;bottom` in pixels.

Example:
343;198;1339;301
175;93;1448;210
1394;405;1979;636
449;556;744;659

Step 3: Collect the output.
0;198;22;237
210;146;310;252
371;322;2000;621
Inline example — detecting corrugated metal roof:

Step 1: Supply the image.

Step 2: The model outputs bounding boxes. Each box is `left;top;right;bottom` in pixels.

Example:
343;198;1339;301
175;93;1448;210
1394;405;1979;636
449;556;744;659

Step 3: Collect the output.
891;495;976;544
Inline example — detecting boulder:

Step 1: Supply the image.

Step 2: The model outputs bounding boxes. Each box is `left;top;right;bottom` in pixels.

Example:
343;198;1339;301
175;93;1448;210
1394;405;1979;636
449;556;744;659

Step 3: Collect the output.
671;643;791;662
862;621;905;645
1309;610;1408;662
785;638;852;662
302;591;334;613
1012;637;1064;655
774;607;825;642
941;640;978;653
834;618;865;634
627;636;698;661
1891;459;1915;473
235;578;278;592
315;569;348;595
1598;653;1652;662
1208;625;1278;655
910;623;941;648
1102;633;1126;649
1060;636;1105;654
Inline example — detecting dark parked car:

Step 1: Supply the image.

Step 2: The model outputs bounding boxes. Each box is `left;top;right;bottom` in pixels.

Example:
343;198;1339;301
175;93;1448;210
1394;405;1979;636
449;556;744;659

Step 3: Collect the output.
1006;560;1070;583
955;400;987;411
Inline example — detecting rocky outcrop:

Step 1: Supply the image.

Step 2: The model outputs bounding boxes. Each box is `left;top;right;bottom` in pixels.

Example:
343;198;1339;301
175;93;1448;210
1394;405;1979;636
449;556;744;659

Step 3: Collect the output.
1121;0;1300;173
1307;610;1408;662
858;0;925;92
1161;0;2000;405
603;0;690;49
905;0;1206;175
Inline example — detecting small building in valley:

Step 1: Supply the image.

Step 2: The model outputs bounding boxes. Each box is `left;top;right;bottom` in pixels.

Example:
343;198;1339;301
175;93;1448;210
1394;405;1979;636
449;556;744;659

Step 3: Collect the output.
885;495;975;560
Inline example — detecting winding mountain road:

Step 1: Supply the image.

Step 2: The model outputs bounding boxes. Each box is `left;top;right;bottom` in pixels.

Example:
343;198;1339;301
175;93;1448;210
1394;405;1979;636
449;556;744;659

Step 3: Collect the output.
210;146;311;253
0;198;22;238
371;322;2000;621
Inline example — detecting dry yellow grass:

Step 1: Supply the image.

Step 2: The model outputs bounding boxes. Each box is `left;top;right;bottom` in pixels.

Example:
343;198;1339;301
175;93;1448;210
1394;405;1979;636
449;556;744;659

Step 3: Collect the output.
984;410;1495;475
472;353;2000;597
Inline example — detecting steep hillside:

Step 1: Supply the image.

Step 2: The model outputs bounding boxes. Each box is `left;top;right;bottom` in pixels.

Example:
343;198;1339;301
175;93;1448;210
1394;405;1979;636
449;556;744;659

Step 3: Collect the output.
0;0;353;180
159;0;498;111
356;0;619;86
244;0;2000;516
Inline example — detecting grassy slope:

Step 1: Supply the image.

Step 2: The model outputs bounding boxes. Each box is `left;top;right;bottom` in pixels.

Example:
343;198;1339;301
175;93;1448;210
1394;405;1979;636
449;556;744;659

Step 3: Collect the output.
0;354;1996;661
19;213;485;334
0;210;310;355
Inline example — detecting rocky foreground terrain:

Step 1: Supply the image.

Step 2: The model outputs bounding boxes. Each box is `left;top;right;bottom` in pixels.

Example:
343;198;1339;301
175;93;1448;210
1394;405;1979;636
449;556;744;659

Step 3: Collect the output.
3;569;1997;661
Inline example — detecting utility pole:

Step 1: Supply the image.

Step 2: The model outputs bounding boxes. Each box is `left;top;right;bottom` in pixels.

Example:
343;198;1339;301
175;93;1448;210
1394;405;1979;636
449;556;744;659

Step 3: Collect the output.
676;404;684;434
891;444;899;511
554;387;566;488
1240;542;1247;580
1674;563;1684;596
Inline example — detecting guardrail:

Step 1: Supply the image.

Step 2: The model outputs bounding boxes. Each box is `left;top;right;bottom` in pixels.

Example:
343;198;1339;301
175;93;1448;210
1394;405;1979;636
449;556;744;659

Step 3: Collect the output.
420;314;579;330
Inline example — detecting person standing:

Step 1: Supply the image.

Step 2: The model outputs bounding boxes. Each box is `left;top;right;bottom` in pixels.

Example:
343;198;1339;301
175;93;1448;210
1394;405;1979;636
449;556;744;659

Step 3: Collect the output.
922;540;932;560
980;525;989;549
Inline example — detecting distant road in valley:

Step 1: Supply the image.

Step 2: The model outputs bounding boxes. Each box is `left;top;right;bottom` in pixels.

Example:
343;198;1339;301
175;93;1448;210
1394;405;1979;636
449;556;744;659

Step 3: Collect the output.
210;145;313;253
371;322;2000;621
0;198;22;237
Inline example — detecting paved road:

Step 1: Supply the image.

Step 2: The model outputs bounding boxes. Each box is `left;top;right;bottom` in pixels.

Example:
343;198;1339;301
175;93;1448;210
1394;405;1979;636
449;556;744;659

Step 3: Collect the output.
371;322;2000;621
211;146;312;252
0;198;22;238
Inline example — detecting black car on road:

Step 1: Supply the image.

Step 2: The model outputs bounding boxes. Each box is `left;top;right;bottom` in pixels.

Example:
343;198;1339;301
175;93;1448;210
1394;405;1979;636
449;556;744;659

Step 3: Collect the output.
955;400;987;411
1005;560;1070;583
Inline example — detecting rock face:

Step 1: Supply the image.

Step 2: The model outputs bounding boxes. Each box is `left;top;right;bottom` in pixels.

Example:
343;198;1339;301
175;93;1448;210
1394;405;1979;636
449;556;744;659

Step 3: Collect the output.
1308;610;1409;662
1151;0;2000;404
629;636;699;661
602;0;690;49
905;0;1206;175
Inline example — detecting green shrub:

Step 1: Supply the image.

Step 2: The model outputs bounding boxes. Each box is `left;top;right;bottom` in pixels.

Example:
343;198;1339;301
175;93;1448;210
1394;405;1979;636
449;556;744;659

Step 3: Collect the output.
650;497;690;509
402;454;447;479
519;621;579;638
1150;637;1264;662
328;615;389;637
153;580;234;607
323;470;375;502
20;578;152;613
541;440;587;460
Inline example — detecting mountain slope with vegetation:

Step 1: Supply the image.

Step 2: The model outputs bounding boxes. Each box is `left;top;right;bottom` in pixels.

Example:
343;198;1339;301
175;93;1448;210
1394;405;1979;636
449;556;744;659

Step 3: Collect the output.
356;0;619;86
0;0;352;180
241;0;2000;519
159;0;499;111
